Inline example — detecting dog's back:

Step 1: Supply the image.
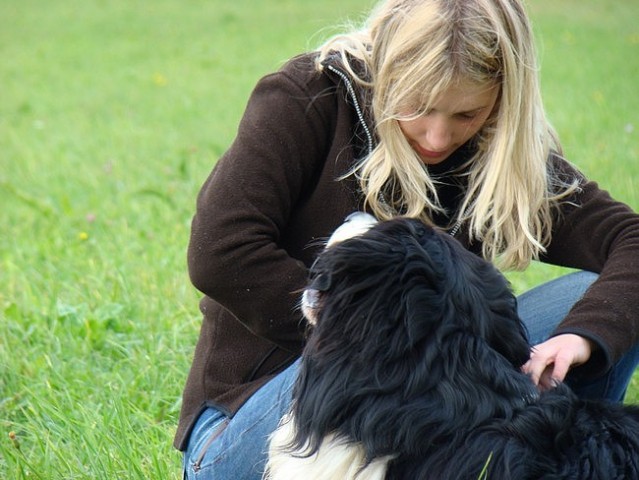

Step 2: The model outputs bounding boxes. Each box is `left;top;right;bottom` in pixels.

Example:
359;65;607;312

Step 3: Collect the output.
388;384;639;479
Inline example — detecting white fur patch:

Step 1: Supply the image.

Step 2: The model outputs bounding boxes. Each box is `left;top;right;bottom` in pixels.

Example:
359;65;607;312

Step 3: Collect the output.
326;212;378;247
265;414;391;480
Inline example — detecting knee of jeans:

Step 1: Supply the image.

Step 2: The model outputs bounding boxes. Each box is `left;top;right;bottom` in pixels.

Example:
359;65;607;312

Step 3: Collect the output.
517;271;600;344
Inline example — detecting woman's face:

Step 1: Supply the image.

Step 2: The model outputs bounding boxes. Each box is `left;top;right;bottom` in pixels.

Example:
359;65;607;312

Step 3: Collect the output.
398;80;499;165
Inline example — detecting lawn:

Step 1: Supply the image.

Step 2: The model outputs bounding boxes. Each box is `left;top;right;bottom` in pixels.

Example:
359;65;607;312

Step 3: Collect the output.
1;0;638;478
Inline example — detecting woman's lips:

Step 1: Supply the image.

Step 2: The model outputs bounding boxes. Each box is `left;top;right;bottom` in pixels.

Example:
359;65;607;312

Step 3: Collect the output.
413;143;449;159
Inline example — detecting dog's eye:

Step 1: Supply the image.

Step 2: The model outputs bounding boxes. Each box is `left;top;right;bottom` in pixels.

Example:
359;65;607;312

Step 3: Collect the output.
310;273;331;292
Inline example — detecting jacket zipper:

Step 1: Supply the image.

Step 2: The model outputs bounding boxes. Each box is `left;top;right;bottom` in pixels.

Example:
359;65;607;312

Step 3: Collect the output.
325;64;374;157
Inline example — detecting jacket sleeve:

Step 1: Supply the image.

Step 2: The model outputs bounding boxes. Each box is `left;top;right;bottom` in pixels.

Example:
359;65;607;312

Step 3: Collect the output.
187;60;335;351
542;157;639;377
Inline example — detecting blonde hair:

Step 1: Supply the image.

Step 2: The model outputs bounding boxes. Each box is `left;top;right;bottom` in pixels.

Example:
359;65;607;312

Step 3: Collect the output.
316;0;579;270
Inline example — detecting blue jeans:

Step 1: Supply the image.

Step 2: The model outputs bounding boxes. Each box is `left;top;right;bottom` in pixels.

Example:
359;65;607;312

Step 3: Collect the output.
183;271;639;480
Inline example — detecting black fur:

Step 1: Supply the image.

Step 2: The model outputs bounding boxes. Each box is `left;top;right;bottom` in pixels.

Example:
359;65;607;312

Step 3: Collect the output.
290;218;639;479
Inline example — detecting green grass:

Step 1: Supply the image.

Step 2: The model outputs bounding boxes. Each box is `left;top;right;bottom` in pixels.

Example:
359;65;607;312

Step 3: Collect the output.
1;0;638;477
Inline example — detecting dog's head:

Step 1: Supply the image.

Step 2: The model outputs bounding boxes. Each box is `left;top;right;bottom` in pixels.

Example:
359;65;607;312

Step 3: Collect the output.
302;212;378;325
302;215;530;368
291;215;534;462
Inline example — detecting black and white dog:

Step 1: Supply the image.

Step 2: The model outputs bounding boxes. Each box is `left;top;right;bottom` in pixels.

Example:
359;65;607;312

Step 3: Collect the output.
266;214;639;479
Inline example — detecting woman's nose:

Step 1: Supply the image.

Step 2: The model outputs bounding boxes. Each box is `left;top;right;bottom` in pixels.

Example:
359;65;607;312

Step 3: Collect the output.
425;116;453;151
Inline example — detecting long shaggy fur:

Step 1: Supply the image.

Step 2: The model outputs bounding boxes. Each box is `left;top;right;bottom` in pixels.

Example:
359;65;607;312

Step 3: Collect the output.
266;217;639;479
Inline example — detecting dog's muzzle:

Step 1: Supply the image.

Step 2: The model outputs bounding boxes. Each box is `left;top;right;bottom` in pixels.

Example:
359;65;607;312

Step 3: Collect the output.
301;288;322;325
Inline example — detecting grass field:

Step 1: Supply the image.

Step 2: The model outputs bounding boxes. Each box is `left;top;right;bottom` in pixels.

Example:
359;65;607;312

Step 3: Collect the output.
1;0;638;478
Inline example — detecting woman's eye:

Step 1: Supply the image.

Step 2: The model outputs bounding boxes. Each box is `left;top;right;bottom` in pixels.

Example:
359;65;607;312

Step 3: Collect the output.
456;109;482;121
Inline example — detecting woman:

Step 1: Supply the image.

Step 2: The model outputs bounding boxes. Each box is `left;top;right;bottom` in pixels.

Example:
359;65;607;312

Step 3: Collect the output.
175;0;639;478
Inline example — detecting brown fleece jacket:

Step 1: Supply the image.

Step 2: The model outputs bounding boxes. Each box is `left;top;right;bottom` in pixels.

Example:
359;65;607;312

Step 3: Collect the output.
174;53;639;449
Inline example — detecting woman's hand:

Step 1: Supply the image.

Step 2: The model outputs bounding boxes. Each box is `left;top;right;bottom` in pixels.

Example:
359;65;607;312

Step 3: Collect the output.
522;334;593;390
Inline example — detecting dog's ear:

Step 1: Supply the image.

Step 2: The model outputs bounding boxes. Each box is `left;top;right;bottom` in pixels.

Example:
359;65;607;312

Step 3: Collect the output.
482;287;531;368
448;246;531;368
403;227;532;368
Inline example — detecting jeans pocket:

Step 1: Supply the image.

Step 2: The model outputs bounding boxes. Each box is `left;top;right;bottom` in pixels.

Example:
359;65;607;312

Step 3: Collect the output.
191;419;230;474
186;408;230;476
